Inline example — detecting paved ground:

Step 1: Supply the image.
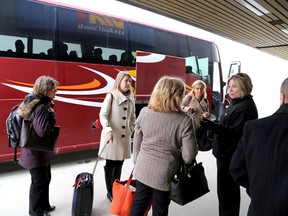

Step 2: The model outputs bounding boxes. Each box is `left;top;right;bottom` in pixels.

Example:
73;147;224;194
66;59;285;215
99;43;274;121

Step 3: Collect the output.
0;150;250;216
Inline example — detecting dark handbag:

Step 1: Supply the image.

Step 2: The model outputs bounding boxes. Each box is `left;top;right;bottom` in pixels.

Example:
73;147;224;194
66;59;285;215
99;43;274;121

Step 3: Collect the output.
19;119;60;151
196;126;214;151
170;159;210;205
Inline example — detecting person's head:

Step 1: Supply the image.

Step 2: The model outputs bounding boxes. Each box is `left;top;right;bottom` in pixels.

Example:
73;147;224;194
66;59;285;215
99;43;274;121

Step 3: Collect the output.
69;50;78;58
148;76;185;112
47;48;53;56
15;39;24;53
94;48;102;56
63;43;68;52
186;66;193;74
33;76;59;99
280;77;288;105
227;73;253;99
191;80;207;100
109;54;117;62
112;71;132;94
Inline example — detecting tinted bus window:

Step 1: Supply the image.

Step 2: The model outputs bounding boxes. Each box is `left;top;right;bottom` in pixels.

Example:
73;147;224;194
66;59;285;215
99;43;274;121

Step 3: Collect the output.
56;7;129;64
0;35;27;54
33;39;53;58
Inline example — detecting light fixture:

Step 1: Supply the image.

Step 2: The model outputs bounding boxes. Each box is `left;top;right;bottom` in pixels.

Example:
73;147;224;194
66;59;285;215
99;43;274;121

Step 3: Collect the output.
235;0;269;16
282;29;288;35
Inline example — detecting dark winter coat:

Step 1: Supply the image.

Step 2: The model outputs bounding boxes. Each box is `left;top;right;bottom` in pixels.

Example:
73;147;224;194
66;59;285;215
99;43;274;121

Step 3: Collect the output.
212;95;258;162
230;104;288;216
18;93;56;169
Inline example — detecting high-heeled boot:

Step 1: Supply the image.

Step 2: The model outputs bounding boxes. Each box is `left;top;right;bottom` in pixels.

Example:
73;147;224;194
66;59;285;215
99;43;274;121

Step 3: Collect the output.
104;166;114;202
113;165;122;182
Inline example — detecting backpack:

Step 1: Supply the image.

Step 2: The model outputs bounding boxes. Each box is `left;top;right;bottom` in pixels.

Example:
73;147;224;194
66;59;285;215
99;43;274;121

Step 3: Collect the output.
5;99;41;162
5;104;23;148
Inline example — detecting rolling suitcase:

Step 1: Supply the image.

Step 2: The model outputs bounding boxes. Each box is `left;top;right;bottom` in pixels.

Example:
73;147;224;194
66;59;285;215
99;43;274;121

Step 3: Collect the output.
72;172;94;216
72;144;107;216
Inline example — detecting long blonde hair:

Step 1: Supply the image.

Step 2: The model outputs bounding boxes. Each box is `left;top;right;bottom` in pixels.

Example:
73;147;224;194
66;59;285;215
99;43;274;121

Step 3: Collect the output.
148;76;185;112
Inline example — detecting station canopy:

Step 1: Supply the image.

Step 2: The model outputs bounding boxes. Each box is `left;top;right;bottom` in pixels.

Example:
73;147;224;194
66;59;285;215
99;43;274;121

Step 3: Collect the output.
117;0;288;61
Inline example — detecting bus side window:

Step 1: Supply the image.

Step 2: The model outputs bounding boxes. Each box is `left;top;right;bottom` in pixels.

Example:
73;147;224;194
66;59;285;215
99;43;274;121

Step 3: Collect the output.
33;39;53;60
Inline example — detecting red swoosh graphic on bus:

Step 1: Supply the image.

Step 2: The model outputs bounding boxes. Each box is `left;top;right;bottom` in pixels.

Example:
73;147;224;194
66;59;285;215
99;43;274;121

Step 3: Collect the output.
2;65;135;107
6;79;101;90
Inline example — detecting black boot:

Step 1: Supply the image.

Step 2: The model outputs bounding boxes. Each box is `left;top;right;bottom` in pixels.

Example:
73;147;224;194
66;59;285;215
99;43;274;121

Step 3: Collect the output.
104;166;114;202
113;165;122;182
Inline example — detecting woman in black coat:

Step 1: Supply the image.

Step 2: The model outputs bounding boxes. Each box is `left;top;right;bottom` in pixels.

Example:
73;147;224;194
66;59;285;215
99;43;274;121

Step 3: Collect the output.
201;73;258;216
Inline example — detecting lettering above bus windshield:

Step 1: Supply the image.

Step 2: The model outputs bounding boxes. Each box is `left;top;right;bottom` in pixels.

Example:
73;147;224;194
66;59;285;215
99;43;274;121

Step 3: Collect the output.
17;2;127;37
77;13;126;36
63;10;127;37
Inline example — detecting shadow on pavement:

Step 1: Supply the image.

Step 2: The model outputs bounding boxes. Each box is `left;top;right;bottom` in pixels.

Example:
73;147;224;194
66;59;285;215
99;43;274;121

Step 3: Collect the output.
0;148;99;173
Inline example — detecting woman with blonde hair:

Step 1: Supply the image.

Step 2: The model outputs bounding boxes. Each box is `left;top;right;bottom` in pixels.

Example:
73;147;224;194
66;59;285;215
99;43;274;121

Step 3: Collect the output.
130;76;198;216
182;79;210;129
98;71;136;202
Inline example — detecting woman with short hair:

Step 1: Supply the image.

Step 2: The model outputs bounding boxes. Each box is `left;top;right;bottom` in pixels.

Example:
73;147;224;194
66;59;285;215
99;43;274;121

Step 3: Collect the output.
18;76;59;216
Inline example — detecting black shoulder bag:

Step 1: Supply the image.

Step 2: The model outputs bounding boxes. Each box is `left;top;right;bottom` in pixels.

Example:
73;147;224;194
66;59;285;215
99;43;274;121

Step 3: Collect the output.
169;159;210;205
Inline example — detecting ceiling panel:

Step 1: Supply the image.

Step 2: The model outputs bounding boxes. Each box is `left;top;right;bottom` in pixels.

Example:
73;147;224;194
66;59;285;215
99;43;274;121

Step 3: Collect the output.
116;0;288;61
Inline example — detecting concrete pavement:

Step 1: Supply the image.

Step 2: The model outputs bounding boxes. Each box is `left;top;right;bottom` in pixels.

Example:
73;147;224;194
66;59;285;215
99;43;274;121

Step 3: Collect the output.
0;150;250;216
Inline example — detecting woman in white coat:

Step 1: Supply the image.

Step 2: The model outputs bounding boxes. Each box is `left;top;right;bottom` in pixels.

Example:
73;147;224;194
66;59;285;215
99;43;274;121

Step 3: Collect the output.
98;71;136;202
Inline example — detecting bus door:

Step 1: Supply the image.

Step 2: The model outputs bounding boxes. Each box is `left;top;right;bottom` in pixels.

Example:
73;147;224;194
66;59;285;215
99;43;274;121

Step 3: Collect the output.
134;51;185;115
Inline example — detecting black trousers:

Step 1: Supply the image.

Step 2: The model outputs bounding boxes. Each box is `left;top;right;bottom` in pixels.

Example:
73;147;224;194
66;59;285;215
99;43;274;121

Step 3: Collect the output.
217;159;240;216
29;164;51;216
105;159;124;167
130;180;171;216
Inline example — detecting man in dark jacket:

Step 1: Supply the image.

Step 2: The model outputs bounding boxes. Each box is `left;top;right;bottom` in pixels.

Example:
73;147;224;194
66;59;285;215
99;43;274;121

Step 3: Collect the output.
230;77;288;216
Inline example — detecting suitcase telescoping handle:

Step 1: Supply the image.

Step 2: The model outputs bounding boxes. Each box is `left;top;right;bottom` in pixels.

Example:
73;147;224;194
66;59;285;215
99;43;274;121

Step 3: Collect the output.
92;142;108;176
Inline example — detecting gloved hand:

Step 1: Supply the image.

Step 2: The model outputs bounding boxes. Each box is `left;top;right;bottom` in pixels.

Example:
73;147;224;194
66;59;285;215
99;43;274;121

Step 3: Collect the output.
200;118;218;131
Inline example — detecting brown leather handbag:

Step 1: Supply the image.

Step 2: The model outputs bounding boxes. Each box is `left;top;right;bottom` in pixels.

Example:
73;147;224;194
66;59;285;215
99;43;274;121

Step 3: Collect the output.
19;119;60;151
